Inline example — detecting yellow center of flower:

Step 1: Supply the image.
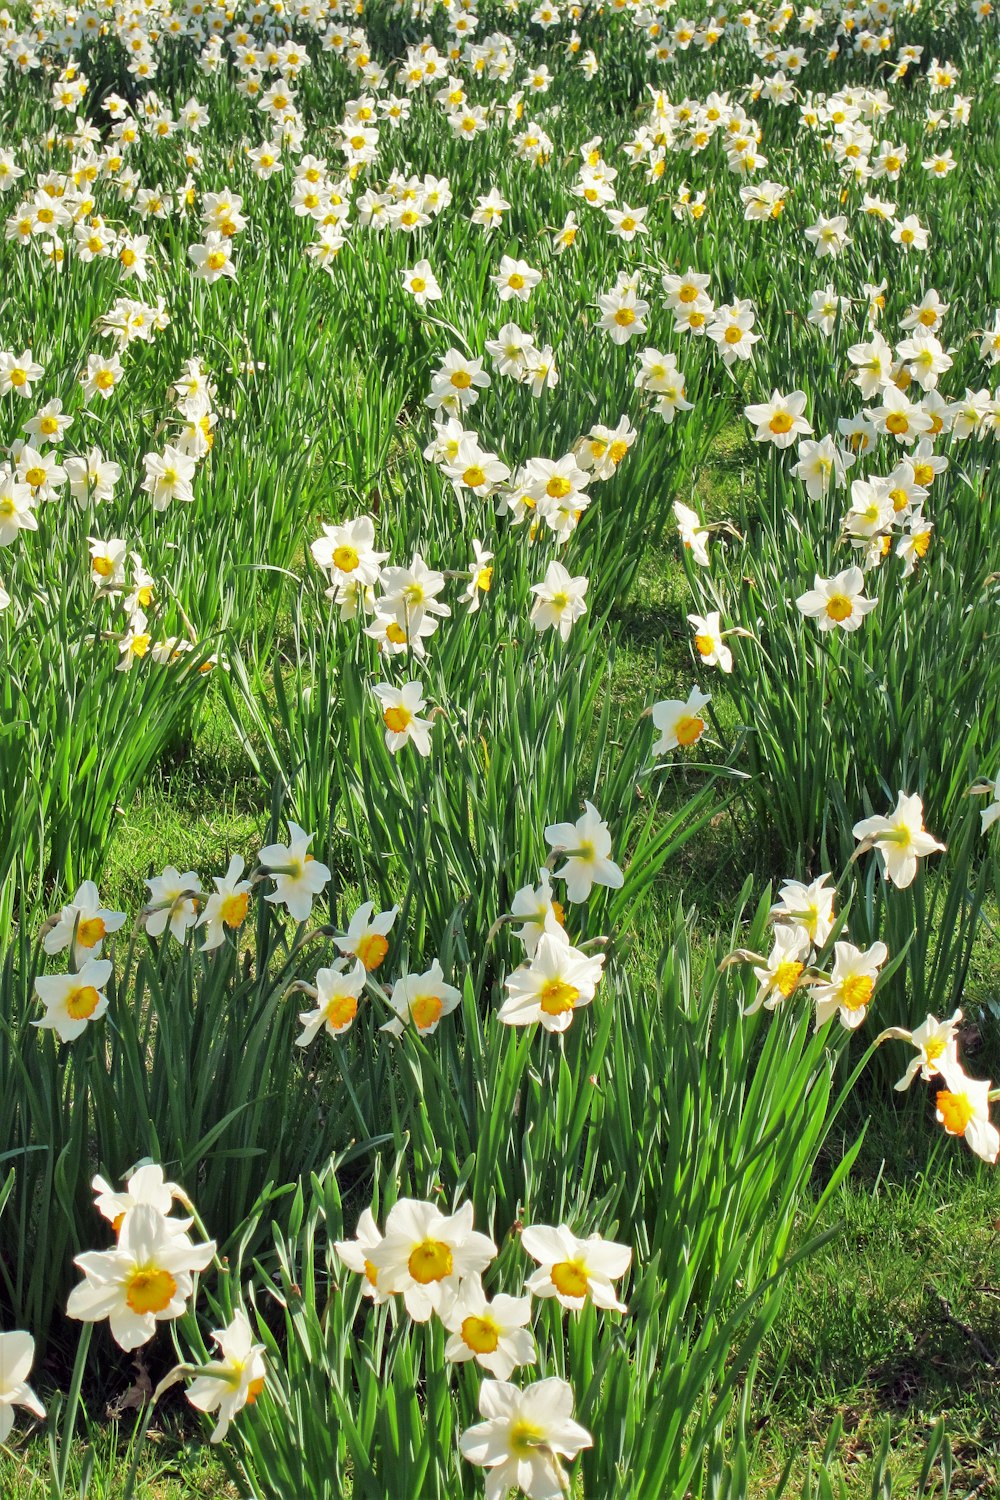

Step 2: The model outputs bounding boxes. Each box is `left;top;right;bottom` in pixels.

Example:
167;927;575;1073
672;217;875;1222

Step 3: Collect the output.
678;284;698;304
918;308;937;327
825;594;853;622
538;977;579;1015
207;250;227;271
363;1258;378;1286
551;1259;589;1297
24;466;46;488
463;465;487;488
77;916;106;947
886;412;909;435
384;705;412;733
355;932;388;971
546;476;572;499
937;1089;974;1136
333;544;359;572
675;714;704;747
95;369;115;391
509;1418;546;1454
461;1314;500;1354
125;1266;177;1315
65;983;100;1019
246;1376;265;1403
615;307;636;327
386;622;407;645
92;555;115;578
841;973;874;1010
410;276;426;293
220;891;249;928
508;273;525;290
121;247;136;266
890;488;908;512
724;325;743;344
694;633;714;656
912;463;934;486
407;1238;453;1283
914;531;931;558
924;1037;946;1065
769;411;794;434
774;960;803;998
450;370;472;389
324;992;358;1028
10;368;27;386
410;993;443;1030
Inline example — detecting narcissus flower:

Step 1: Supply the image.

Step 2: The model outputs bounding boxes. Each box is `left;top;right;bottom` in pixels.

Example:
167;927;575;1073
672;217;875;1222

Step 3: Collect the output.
43;881;125;966
521;1223;631;1311
0;1332;44;1441
687;611;733;672
367;1198;496;1321
259;824;331;921
144;867;203;942
853;792;944;888
186;1310;266;1442
771;873;836;947
310;515;386;592
373;680;433;755
812;940;887;1030
499;927;605;1032
441;1276;536;1379
651;685;711;754
67;1203;216;1350
934;1061;1000;1163
92;1164;190;1235
334;900;398;971
334;1207;390;1303
673;501;710;565
544;801;623;902
460;1377;592;1500
34;956;113;1042
382;958;461;1038
296;959;366;1044
880;1010;962;1090
796;567;877;632
745;390;812;449
199;856;252;950
509;870;565;958
529;561;588;642
746;925;809;1015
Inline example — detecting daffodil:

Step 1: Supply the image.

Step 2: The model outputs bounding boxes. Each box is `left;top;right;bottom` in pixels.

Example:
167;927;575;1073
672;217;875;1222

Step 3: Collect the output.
796;567;877;632
651;686;711;754
441;1276;536;1380
0;1332;44;1441
460;1377;592;1500
521;1223;631;1311
544;801;623;902
382;958;461;1038
499;926;605;1032
67;1203;216;1351
42;881;125;966
334;1208;390;1303
295;959;366;1044
934;1060;1000;1163
812;940;887;1029
366;1197;496;1321
258;824;331;922
853;792;944;888
34;956;113;1042
186;1311;266;1442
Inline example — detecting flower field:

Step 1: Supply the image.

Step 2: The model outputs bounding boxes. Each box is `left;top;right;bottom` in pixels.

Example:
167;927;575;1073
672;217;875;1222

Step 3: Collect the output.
1;0;1000;1492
